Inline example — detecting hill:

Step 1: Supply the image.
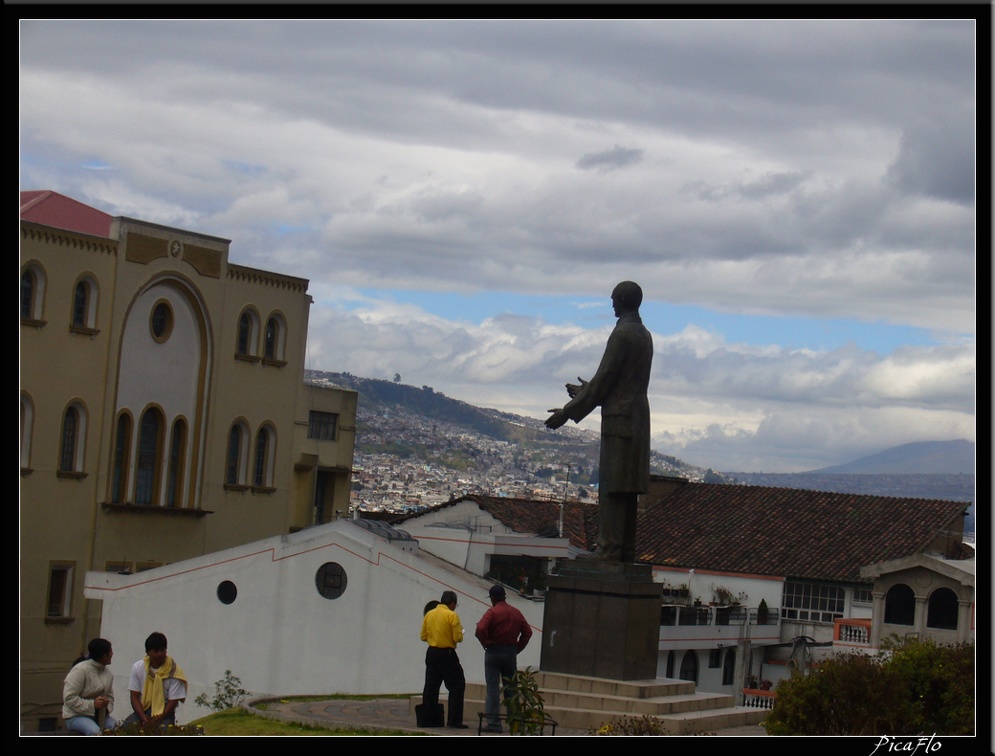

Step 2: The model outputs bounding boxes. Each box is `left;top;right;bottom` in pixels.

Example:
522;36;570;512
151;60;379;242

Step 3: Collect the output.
306;370;708;482
809;439;975;475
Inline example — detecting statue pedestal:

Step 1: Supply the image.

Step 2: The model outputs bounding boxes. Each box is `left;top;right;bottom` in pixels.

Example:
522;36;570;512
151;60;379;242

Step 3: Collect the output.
539;561;662;681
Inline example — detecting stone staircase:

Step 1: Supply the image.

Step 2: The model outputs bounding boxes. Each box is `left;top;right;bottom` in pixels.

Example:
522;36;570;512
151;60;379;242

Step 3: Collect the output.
428;671;768;734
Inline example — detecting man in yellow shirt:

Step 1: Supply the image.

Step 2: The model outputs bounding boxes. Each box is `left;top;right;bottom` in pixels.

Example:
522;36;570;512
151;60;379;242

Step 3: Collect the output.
419;590;467;728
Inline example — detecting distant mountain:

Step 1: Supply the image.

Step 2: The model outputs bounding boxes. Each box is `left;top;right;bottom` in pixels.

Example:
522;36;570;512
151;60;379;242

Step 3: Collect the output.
725;439;976;534
809;439;975;475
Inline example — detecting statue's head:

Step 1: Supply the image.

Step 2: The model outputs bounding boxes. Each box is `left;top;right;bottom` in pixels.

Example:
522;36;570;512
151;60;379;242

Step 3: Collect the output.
611;281;642;314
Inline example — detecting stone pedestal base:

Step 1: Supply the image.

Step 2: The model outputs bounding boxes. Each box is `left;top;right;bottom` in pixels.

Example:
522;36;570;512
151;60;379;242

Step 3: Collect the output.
539;561;662;681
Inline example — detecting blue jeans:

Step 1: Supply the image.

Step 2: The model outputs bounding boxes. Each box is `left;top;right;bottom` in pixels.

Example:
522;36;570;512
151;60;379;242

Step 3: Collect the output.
65;714;118;735
484;645;518;728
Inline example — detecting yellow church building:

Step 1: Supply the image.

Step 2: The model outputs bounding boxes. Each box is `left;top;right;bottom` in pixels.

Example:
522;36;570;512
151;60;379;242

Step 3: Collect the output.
19;190;357;731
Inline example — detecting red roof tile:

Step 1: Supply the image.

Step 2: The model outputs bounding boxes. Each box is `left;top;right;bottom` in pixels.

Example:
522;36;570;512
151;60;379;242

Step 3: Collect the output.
387;482;968;584
635;479;969;583
20;190;114;238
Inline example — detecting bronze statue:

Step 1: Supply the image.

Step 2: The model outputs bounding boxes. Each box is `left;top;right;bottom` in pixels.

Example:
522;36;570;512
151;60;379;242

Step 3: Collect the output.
546;281;653;562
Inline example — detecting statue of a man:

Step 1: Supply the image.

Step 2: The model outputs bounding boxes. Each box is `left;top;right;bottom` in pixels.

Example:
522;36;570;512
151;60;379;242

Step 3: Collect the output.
545;281;653;562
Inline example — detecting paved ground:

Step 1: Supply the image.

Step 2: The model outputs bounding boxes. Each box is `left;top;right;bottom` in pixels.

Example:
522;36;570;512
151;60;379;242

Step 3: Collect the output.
247;697;769;737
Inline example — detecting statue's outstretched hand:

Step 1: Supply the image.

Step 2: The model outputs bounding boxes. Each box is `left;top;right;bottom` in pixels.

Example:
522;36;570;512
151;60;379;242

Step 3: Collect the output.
565;377;588;399
545;408;568;429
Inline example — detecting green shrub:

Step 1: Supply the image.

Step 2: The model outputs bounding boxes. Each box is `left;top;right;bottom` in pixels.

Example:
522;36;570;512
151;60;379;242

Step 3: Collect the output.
504;666;546;735
194;669;249;713
765;639;975;736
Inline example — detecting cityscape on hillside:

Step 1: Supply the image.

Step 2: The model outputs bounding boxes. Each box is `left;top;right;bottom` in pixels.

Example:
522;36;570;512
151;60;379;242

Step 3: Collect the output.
306;371;976;534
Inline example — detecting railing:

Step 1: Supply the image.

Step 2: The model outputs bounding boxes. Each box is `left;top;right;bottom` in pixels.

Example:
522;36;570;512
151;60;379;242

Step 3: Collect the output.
715;606;747;625
661;605;780;627
834;617;871;645
749;608;779;625
677;606;713;626
742;688;776;709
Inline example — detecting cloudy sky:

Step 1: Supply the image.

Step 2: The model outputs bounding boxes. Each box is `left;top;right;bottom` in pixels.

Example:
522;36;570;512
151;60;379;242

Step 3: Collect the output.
19;19;977;473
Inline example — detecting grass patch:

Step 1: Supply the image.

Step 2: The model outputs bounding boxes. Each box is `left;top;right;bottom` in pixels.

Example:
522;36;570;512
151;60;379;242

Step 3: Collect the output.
254;693;413;710
186;707;419;736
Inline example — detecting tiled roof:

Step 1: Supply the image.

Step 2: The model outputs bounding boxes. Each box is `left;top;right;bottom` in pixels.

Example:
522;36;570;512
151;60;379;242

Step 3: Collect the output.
388;495;599;551
373;481;969;584
636;480;970;583
20;190;114;238
465;495;599;552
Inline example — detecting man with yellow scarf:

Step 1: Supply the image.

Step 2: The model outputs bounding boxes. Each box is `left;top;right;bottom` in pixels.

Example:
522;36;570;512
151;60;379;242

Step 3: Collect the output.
123;632;188;730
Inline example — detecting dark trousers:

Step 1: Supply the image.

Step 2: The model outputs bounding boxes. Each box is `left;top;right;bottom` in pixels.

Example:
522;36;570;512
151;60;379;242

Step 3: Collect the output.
423;646;465;726
484;645;518;727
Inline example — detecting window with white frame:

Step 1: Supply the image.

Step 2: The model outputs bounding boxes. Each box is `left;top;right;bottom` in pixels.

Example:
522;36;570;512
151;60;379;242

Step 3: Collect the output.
852;587;873;604
781;581;845;623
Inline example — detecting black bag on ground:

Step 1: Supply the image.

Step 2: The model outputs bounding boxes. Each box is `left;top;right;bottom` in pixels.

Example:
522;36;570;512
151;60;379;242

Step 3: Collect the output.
415;702;445;727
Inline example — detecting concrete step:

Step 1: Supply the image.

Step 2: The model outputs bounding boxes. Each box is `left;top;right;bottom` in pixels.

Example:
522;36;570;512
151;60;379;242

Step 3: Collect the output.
534;671;696;698
654;706;769;735
452;674;764;734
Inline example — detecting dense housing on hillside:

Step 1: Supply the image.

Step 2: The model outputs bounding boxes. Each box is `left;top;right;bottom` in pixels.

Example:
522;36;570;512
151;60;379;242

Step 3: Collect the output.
19;191;358;732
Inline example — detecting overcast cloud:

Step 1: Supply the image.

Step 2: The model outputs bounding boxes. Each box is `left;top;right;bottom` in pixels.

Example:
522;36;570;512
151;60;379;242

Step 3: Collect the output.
19;19;977;472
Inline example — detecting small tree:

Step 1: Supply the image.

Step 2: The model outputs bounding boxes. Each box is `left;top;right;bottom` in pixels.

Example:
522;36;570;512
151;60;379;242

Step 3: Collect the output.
504;666;546;735
194;670;248;713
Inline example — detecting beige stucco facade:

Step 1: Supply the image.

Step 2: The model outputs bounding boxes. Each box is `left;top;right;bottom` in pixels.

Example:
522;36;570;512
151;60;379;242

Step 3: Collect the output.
20;201;357;731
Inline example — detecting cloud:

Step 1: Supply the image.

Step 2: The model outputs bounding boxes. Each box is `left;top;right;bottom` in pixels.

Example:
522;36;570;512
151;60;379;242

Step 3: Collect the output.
576;145;644;173
304;297;975;471
20;19;977;473
886;112;976;204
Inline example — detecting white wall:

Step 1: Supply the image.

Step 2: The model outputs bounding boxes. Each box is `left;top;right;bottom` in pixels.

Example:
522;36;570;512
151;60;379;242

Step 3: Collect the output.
85;519;544;724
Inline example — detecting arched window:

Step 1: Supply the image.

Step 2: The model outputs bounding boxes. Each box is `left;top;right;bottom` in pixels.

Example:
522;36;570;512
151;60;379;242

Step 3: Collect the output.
226;422;250;486
21;270;36;318
236;309;259;357
72;281;88;327
21;264;46;321
237;313;251;355
926;587;959;630
69;275;99;331
264;318;277;359
678;650;698;683
253;426;275;488
59;403;86;473
884;583;916;626
166;419;187;507
135;408;163;505
111;413;132;503
20;394;34;469
263;314;286;362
